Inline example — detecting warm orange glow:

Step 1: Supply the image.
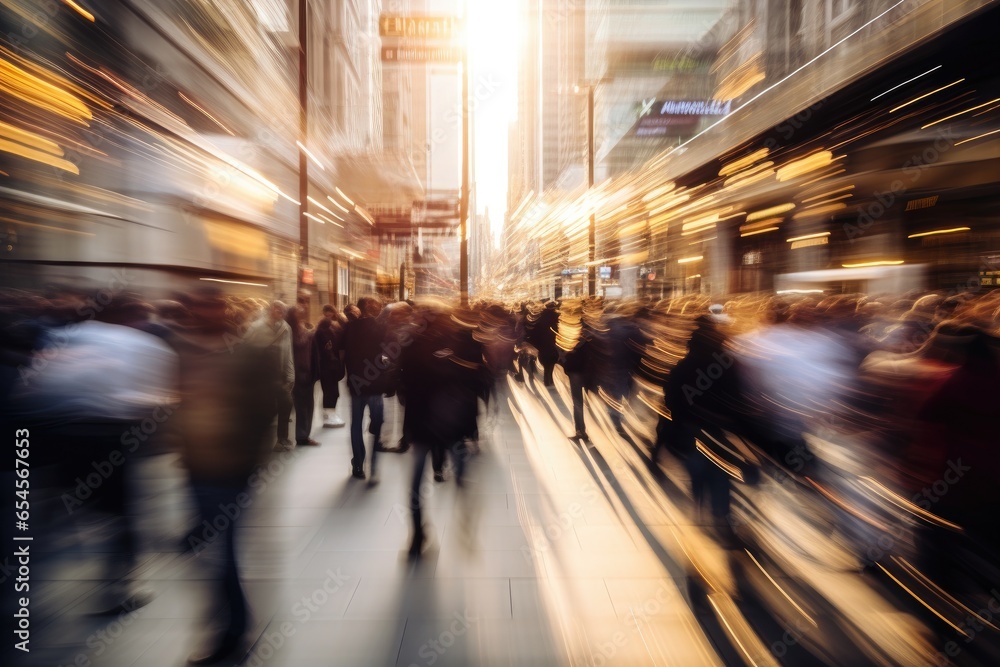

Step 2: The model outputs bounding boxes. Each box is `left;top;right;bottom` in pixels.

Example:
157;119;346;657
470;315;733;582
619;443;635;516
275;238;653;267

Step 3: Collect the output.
955;128;1000;146
842;260;904;268
0;137;79;173
907;227;970;238
790;237;829;249
787;231;830;243
61;0;95;22
719;148;769;177
740;226;779;237
0;119;63;155
890;78;964;113
921;98;1000;129
775;151;834;181
746;203;794;222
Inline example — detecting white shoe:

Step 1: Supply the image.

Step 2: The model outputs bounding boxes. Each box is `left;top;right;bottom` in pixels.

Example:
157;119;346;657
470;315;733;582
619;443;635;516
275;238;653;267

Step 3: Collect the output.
324;413;345;428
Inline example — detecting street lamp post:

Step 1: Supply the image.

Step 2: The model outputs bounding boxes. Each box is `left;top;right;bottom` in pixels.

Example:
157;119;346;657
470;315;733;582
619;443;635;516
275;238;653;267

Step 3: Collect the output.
576;83;596;297
460;49;470;306
586;84;595;297
297;0;308;289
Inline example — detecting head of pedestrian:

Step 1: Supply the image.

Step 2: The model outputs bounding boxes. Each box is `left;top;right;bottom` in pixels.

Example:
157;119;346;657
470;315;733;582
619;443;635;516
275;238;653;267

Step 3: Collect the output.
187;286;230;333
322;304;336;320
268;300;287;324
358;296;382;319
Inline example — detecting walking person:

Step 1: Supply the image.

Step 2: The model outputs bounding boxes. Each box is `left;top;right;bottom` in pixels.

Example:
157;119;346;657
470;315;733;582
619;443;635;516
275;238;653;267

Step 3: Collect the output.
343;296;387;482
174;288;278;664
13;296;178;614
529;301;560;387
288;304;320;446
563;303;598;443
314;304;346;428
662;308;742;539
244;301;294;451
399;304;485;558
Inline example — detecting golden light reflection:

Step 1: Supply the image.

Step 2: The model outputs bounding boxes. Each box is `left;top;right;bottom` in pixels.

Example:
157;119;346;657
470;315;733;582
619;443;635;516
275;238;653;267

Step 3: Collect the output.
719;148;769;177
842;260;904;268
0;50;92;124
746;203;794;222
61;0;95;22
740;226;779;237
775;151;834;181
889;78;964;113
907;226;970;238
0;137;79;174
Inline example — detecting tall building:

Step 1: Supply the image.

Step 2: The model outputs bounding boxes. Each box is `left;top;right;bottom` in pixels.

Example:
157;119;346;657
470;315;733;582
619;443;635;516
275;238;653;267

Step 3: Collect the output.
471;207;492;294
589;0;735;179
372;0;467;299
508;0;587;212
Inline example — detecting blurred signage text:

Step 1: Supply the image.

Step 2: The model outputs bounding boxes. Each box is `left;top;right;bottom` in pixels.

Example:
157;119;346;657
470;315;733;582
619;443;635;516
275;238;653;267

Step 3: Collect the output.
380;15;458;39
381;46;463;63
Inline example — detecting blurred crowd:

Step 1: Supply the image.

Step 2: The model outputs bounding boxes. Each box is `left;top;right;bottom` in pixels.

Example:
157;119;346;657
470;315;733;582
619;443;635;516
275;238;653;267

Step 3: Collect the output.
2;284;1000;663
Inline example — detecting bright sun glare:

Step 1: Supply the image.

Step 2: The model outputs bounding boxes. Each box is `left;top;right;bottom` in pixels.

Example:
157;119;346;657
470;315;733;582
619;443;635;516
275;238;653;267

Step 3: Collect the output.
467;0;520;244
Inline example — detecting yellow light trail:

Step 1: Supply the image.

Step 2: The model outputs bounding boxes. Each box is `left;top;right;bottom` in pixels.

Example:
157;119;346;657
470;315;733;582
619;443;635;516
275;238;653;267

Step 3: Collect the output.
61;0;95;22
842;260;904;268
907;227;970;238
890;78;964;113
740;226;779;237
921;98;1000;129
955;128;1000;146
179;92;236;136
787;231;830;243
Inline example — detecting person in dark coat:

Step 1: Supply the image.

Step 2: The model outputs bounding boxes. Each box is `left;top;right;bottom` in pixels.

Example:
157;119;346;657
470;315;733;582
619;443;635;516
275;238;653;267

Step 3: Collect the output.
916;329;1000;581
528;301;560;386
314;304;346;428
400;304;485;558
343;296;387;482
244;301;294;450
174;289;277;664
598;311;650;435
662;311;743;532
561;300;599;443
513;302;535;382
288;305;319;446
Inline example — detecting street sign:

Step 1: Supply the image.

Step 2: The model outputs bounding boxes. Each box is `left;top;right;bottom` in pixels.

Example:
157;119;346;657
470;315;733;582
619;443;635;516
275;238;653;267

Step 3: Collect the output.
379;15;458;39
381;46;463;63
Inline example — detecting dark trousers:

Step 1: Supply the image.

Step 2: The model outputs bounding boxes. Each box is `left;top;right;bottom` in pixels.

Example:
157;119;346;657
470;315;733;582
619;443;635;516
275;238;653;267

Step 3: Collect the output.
686;451;731;521
276;388;293;442
569;372;587;436
410;443;432;544
410;440;471;545
350;393;383;472
517;351;535;379
319;375;340;410
61;423;137;581
604;377;629;431
191;483;247;642
540;356;556;386
292;380;315;443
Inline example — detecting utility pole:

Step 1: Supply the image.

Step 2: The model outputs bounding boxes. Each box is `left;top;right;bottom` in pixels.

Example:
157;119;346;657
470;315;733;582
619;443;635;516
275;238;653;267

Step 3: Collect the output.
587;84;596;297
297;0;308;287
459;49;470;306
